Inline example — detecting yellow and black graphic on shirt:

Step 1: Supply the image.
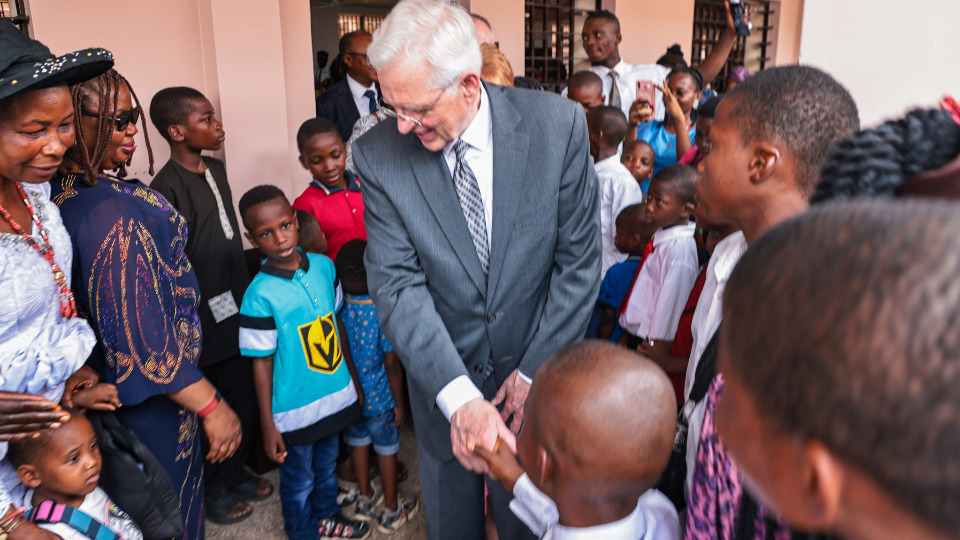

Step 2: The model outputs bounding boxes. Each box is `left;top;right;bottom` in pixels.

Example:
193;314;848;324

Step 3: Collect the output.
298;313;342;373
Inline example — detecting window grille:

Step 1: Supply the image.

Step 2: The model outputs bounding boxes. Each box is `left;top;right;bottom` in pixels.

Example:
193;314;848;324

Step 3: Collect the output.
691;0;772;92
524;0;600;92
338;13;384;37
0;0;28;34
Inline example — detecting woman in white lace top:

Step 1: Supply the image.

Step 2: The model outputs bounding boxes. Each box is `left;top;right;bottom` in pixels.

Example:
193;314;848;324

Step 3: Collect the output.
0;22;115;537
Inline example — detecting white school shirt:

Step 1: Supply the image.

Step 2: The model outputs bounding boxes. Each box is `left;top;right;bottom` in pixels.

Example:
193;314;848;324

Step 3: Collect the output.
589;61;670;121
595;155;644;278
682;230;747;494
619;222;699;340
346;74;378;116
433;86;530;421
510;473;680;540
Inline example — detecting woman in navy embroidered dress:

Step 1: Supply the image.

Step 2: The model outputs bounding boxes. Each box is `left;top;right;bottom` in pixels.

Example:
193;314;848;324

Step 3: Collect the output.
49;69;242;540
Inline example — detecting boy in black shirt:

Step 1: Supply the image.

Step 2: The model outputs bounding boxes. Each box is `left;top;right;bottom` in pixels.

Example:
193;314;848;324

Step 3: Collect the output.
149;86;272;524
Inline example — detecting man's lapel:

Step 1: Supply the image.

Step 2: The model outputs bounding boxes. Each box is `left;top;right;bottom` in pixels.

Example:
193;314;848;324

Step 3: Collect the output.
408;144;488;297
338;82;361;126
486;84;529;298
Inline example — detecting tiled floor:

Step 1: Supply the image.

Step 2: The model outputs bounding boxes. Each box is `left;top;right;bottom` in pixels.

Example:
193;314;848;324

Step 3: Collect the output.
206;423;426;540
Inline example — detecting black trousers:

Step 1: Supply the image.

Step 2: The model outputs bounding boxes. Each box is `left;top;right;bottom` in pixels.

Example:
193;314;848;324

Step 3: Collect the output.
200;354;260;499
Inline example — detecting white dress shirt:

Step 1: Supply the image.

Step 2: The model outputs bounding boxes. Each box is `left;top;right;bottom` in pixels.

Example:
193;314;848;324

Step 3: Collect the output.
682;230;747;494
619;222;698;340
588;61;670;121
346;73;378;116
594;155;644;278
510;473;680;540
434;86;527;420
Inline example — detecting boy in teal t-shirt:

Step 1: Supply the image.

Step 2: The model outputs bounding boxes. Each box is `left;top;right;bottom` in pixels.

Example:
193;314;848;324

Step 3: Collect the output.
237;185;369;540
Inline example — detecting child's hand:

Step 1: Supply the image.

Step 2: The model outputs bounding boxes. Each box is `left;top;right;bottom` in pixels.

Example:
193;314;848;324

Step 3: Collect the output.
62;365;100;408
71;383;122;411
263;424;287;464
629;99;654;126
471;438;523;493
393;403;406;428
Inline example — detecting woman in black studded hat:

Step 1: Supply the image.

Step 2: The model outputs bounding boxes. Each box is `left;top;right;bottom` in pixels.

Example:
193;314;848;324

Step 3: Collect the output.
0;21;116;539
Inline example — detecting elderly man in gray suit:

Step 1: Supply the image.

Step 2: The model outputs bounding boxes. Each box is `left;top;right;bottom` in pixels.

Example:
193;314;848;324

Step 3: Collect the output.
353;1;600;538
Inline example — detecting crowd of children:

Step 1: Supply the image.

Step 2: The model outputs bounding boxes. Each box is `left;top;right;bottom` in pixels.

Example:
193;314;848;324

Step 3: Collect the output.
4;1;960;539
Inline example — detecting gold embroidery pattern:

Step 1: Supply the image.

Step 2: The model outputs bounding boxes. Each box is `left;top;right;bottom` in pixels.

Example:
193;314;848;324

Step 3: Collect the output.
89;217;200;384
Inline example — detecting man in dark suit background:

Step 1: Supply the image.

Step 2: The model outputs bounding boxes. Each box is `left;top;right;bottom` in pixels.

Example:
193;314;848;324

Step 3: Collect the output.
315;30;378;142
353;1;600;538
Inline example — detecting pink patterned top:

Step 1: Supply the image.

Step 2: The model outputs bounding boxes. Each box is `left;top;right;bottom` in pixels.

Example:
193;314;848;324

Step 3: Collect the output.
684;374;797;540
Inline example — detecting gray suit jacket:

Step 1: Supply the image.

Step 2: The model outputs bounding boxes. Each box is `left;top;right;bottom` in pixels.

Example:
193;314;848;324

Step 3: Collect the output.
353;83;600;456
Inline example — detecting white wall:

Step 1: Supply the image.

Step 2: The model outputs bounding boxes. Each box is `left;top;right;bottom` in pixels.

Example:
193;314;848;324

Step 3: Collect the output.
800;0;960;127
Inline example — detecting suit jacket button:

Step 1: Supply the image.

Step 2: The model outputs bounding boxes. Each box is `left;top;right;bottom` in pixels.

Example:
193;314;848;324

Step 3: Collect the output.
474;365;484;374
487;314;496;323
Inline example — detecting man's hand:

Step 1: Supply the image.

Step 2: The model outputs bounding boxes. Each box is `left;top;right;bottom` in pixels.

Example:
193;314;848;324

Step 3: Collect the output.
0;392;70;442
492;369;531;434
202;400;242;463
61;366;100;408
450;398;516;473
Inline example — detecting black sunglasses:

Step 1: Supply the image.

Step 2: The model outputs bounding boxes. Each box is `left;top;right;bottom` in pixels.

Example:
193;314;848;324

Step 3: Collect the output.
80;107;140;132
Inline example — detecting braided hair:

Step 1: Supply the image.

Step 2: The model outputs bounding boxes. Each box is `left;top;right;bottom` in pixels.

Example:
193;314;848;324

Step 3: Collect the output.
64;68;154;186
812;108;960;203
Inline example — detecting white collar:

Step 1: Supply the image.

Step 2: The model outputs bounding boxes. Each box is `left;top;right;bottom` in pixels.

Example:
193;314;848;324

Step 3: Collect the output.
444;84;492;157
611;59;633;76
710;230;747;280
346;73;375;101
549;499;649;539
652;221;696;247
594;154;623;171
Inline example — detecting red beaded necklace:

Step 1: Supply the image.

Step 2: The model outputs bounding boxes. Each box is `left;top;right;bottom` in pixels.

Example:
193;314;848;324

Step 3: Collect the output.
0;182;77;319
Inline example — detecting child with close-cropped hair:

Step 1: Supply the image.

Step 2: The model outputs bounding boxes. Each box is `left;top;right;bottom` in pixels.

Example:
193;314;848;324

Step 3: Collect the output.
718;199;960;540
475;341;679;539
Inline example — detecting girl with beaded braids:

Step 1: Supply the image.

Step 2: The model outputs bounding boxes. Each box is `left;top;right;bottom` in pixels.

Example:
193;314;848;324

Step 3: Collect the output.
48;68;243;540
812;98;960;203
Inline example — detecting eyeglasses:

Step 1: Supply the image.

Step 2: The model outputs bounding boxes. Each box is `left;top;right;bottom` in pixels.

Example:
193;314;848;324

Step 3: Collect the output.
380;83;452;127
80;107;140;132
343;52;369;61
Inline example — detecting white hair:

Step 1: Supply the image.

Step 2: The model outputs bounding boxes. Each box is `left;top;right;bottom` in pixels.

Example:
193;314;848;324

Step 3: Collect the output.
368;0;482;91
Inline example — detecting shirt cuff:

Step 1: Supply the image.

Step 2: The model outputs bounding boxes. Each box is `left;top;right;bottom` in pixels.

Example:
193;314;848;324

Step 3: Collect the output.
517;370;533;385
509;473;559;537
435;375;484;421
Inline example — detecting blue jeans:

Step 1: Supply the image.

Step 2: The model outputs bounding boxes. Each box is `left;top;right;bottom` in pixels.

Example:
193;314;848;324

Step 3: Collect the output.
278;433;340;540
343;410;400;455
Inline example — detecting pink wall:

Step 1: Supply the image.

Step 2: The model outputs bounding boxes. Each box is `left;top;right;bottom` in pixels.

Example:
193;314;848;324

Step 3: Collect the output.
471;0;525;77
771;0;803;65
27;0;316;244
616;0;696;66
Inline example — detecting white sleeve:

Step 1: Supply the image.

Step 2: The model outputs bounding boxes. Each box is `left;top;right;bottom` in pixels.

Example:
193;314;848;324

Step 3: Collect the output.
435;376;484;421
647;250;699;340
509;473;559;537
610;177;644;224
